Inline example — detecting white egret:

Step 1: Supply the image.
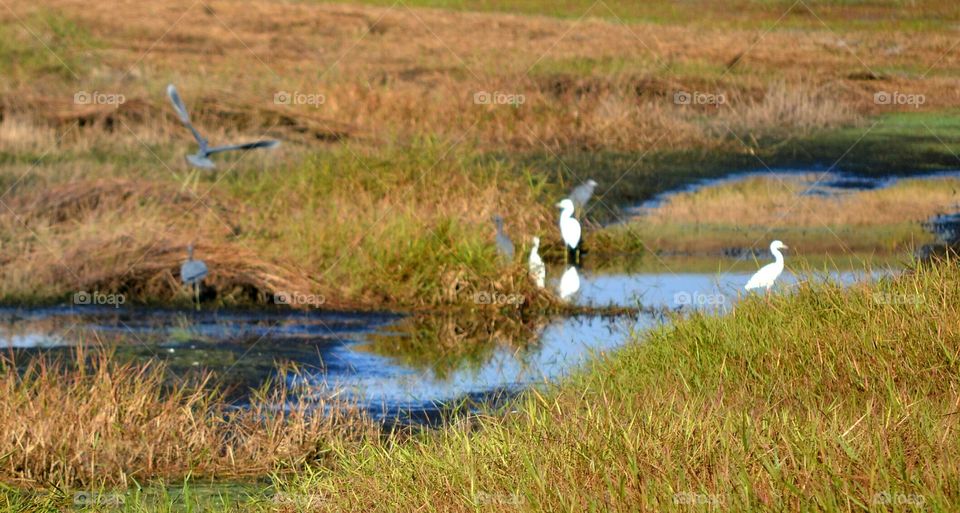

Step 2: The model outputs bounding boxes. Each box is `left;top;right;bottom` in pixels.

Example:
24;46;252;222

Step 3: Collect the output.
556;199;582;264
528;236;545;288
744;240;788;292
181;243;208;310
167;84;279;170
558;265;580;301
492;215;515;261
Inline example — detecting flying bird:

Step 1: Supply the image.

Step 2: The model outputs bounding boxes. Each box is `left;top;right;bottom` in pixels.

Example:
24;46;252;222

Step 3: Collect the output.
556;199;582;264
181;243;208;310
493;215;515;262
745;240;788;292
167;84;279;170
528;236;545;288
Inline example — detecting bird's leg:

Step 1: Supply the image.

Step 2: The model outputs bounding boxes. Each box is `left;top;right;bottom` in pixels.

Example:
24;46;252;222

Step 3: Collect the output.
194;282;201;311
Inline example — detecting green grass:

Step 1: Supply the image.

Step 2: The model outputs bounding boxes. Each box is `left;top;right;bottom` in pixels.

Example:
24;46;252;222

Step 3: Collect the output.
323;0;960;31
0;10;98;81
267;258;960;511
2;259;958;511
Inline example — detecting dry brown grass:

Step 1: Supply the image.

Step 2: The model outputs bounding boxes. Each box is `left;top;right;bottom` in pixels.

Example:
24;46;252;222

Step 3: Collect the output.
0;348;371;488
2;0;958;153
643;174;960;227
0;178;324;307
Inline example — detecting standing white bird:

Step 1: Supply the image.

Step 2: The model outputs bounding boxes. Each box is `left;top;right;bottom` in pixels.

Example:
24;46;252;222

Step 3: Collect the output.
528;236;545;288
492;215;515;262
167;84;280;170
558;265;581;301
556;199;582;264
744;240;788;292
181;243;208;310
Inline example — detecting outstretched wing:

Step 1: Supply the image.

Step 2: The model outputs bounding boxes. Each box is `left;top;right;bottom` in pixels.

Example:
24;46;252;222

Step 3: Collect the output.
206;139;280;155
167;84;207;150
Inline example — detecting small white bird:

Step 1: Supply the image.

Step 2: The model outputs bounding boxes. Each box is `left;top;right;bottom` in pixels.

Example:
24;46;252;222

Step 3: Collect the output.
181;243;208;310
528;236;545;288
556;199;582;264
558;265;581;301
744;240;788;292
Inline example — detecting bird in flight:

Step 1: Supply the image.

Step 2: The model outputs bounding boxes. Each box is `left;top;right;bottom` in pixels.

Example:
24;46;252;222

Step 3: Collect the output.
167;84;279;170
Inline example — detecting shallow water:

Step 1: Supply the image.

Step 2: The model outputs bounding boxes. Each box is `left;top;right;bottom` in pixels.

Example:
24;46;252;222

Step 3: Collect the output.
0;260;888;424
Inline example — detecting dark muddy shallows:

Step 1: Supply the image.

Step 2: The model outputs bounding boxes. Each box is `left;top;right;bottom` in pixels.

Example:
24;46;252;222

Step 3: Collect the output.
0;262;887;426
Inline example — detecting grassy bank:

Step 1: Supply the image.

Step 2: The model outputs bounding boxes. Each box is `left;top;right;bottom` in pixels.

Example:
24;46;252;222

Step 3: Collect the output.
2;259;956;510
266;258;959;511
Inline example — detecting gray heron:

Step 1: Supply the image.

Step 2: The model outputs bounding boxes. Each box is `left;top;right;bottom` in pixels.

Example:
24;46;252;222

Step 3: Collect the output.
493;215;515;262
570;179;598;216
180;243;208;310
167;84;279;170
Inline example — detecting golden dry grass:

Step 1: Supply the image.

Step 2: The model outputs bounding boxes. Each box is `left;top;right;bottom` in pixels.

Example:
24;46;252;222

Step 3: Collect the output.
2;0;959;153
0;348;372;488
644;174;960;227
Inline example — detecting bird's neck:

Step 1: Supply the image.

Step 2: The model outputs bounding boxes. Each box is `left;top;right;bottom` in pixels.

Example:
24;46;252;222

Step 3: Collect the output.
772;248;784;264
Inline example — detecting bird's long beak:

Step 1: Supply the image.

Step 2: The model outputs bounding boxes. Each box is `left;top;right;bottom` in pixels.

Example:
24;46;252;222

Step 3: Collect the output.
554;202;563;208
781;245;789;250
